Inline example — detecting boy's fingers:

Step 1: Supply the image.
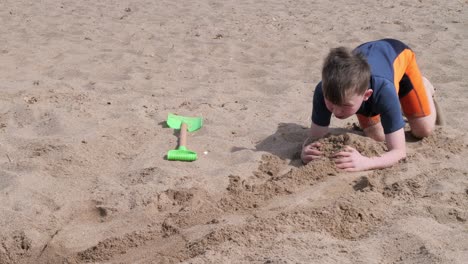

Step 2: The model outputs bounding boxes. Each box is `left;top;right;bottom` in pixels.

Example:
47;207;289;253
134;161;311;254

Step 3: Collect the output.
305;148;322;155
334;157;352;164
302;152;323;163
307;143;321;150
302;155;321;164
335;162;354;169
344;146;355;152
332;151;351;158
304;154;321;160
311;150;322;155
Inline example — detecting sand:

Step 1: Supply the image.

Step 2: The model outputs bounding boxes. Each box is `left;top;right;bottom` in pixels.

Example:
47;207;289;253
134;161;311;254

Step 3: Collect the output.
0;0;467;263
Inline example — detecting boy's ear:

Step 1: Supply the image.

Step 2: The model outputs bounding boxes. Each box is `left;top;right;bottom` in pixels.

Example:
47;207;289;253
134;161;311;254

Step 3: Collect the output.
363;89;373;101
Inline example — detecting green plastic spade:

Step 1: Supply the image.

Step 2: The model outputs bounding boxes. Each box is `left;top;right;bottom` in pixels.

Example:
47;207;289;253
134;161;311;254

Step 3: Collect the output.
166;113;203;132
166;113;203;161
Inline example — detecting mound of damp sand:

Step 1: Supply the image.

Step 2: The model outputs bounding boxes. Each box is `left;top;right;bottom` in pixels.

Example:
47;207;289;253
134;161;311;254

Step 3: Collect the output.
305;133;387;158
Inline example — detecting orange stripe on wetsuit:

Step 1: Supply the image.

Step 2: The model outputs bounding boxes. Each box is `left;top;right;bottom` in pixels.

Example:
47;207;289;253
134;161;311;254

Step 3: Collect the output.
357;48;431;130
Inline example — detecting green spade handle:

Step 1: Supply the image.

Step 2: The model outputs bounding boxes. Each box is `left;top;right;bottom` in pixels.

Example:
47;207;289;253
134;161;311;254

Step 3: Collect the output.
179;122;188;148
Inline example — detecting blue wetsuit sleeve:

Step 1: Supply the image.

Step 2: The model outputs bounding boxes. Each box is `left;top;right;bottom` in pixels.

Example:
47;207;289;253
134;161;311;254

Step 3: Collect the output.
312;82;332;126
376;83;406;134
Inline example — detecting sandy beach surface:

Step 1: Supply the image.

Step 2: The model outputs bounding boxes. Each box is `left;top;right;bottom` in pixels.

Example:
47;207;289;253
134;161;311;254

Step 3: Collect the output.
1;0;467;263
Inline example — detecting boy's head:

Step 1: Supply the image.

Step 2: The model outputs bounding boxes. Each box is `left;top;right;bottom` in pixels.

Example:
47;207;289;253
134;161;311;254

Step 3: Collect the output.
321;47;372;119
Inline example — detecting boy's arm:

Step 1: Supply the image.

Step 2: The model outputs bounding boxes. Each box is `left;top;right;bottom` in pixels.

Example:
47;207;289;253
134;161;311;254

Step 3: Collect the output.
367;128;406;169
334;128;406;171
308;122;329;140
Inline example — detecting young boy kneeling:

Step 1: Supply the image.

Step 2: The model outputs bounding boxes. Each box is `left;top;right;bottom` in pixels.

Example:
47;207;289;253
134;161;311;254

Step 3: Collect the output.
302;39;438;171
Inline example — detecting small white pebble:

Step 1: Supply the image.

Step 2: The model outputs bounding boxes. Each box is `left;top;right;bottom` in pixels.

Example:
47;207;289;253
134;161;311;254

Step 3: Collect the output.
203;151;208;155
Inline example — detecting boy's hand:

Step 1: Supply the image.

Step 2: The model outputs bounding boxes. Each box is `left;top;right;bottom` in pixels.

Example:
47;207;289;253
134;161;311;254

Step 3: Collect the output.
332;146;370;172
301;142;323;164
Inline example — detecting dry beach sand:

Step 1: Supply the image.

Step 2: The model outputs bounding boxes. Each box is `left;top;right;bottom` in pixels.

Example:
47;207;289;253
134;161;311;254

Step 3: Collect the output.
1;0;468;263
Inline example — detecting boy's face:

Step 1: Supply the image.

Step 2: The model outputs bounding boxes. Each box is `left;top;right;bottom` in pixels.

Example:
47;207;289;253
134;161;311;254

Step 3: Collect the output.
324;89;372;119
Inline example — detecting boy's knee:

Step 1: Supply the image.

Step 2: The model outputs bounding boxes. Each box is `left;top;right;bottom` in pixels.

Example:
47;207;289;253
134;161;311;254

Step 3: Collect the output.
411;125;434;139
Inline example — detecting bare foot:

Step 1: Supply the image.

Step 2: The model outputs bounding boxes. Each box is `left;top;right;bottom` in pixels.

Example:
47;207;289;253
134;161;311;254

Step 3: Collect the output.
434;98;445;126
423;76;445;126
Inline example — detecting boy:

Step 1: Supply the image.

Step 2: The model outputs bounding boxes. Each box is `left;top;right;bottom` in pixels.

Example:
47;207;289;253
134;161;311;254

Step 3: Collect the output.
301;39;437;171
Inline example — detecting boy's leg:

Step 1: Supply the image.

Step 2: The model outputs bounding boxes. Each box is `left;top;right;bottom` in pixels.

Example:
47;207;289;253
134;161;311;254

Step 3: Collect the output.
396;45;436;139
432;82;445;126
357;114;385;142
402;76;437;138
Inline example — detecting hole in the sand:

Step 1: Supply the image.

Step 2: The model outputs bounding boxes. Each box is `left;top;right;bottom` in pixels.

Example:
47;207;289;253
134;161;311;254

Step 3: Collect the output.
97;207;108;217
357;212;363;221
353;176;371;192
